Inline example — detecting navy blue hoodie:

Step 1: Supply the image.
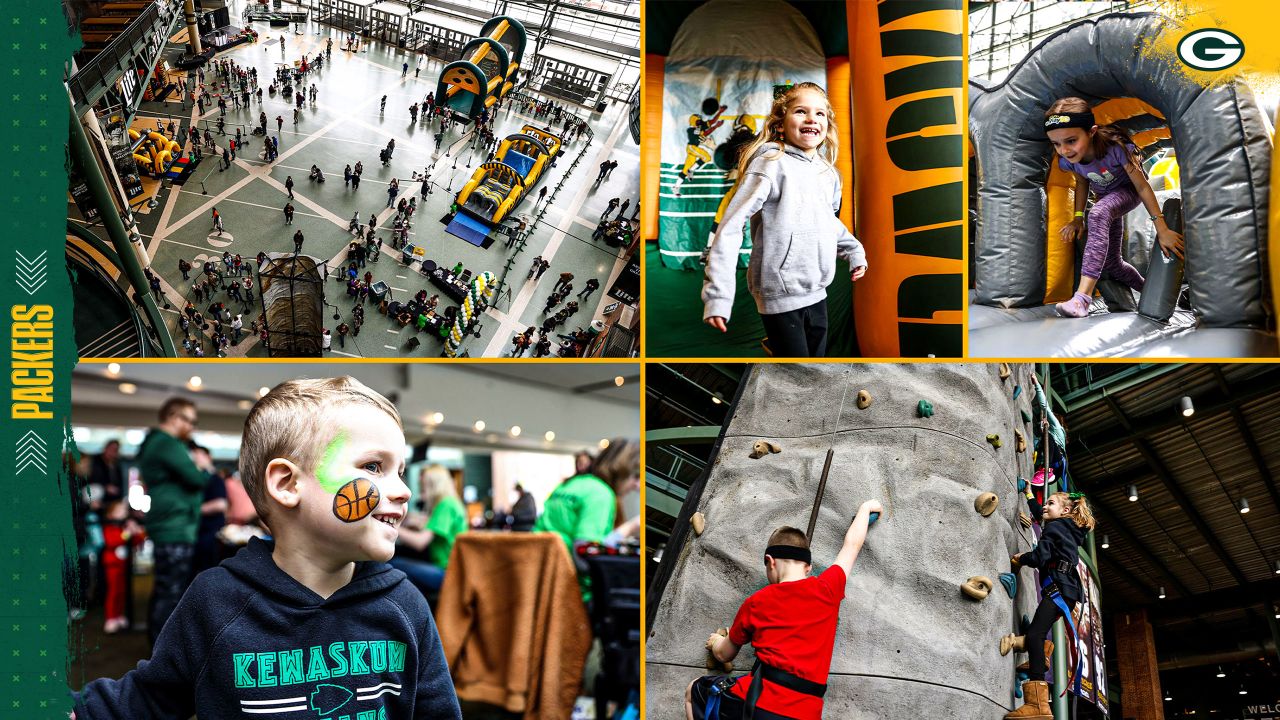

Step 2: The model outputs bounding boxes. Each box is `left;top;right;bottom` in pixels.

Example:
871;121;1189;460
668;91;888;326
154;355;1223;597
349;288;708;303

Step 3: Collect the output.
1023;497;1090;604
75;537;461;719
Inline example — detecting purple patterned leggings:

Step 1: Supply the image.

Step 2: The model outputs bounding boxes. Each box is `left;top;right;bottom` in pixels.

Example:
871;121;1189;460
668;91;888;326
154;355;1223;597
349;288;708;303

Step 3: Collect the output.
1081;184;1145;290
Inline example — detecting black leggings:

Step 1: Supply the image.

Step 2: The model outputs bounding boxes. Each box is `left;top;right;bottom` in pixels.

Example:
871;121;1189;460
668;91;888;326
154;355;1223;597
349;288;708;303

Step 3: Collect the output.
759;299;828;358
1026;591;1071;678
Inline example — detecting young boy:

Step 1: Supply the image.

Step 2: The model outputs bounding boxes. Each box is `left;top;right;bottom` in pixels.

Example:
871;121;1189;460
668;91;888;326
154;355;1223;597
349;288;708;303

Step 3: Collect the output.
686;499;882;720
74;377;462;720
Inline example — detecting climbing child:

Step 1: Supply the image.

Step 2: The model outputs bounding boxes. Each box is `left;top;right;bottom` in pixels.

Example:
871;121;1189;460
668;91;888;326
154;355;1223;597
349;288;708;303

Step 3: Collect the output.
1002;491;1097;719
686;500;882;720
1043;97;1184;318
701;82;867;357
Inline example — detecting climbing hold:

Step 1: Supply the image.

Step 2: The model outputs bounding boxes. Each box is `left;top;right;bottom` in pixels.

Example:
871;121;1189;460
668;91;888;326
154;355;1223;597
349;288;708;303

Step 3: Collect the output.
749;441;770;459
1016;476;1027;493
856;390;872;409
1015;672;1029;697
999;363;1011;380
1021;409;1032;424
1012;385;1022;400
986;433;1002;449
999;633;1026;657
1018;512;1032;529
1015;428;1026;453
917;399;934;418
765;441;782;454
962;576;993;601
1016;641;1054;674
868;511;880;525
974;492;999;517
691;512;706;536
998;572;1017;598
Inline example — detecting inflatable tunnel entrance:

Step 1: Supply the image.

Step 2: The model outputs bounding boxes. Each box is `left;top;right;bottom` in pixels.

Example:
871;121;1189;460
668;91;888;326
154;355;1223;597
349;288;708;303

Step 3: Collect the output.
969;12;1275;356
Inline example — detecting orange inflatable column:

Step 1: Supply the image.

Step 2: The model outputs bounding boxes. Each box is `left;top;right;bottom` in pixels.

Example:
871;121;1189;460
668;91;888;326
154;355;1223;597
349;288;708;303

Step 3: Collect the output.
849;0;965;357
641;54;665;243
826;56;854;232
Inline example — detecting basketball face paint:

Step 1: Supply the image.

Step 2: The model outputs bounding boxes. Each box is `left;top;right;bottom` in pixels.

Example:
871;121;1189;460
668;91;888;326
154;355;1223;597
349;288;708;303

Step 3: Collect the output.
317;432;383;522
333;478;381;523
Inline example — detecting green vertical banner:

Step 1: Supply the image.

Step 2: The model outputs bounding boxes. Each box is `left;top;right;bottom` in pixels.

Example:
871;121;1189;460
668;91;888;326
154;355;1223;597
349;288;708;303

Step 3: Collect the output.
1;2;80;718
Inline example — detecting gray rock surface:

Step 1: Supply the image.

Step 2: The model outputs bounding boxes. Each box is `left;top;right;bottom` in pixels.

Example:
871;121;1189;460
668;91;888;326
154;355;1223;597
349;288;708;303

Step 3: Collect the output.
647;363;1044;718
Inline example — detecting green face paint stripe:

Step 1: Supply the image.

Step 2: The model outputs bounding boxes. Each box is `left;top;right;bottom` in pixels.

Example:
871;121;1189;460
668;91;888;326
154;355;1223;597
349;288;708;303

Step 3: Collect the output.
316;431;350;494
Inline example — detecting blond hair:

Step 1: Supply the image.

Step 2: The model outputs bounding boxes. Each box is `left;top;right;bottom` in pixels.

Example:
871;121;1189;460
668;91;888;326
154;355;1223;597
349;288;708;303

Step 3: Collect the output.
1049;491;1097;531
766;526;809;550
419;464;458;508
239;376;401;518
735;82;840;177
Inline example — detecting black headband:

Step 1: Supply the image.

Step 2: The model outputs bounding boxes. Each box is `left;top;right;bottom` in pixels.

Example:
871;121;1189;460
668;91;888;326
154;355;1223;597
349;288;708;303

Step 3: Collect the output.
1044;111;1096;131
765;544;811;564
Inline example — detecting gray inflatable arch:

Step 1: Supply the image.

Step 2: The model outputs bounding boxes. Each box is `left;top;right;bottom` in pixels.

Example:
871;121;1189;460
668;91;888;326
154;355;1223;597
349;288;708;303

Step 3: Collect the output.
970;12;1270;328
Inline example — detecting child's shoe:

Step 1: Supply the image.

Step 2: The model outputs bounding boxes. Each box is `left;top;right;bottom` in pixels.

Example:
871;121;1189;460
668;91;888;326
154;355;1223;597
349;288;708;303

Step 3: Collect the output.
1004;680;1052;719
1054;292;1092;318
103;618;122;634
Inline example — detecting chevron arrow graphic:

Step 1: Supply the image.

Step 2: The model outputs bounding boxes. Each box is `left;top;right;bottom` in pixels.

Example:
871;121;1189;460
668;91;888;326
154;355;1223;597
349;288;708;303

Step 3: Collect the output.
16;250;48;296
16;430;48;475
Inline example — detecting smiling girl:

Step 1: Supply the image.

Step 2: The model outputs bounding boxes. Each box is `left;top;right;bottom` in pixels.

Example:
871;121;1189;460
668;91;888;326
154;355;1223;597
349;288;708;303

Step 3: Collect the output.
701;82;867;357
1044;97;1184;318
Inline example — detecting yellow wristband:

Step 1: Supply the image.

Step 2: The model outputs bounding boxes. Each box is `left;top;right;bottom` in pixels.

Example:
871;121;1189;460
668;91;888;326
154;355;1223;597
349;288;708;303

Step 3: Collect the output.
1074;211;1084;218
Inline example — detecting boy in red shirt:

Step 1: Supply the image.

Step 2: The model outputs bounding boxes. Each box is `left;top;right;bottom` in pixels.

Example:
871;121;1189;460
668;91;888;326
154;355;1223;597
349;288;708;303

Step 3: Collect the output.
686;499;882;720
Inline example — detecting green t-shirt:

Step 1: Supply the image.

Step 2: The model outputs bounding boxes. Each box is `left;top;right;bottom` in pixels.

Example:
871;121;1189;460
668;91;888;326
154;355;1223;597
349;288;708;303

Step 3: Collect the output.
424;495;467;569
533;474;617;555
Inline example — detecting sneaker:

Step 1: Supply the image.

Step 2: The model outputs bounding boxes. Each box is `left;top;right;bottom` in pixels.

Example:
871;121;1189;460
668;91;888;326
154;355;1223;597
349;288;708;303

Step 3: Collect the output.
103;618;121;634
1055;291;1092;318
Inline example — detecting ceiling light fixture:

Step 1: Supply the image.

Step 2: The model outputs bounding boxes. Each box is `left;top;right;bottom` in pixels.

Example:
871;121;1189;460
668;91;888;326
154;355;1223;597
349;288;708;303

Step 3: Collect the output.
544;430;555;442
1238;497;1250;514
510;426;521;437
1100;534;1110;550
1158;586;1166;599
105;363;121;377
1180;395;1194;417
1128;484;1139;502
473;420;485;432
614;376;624;387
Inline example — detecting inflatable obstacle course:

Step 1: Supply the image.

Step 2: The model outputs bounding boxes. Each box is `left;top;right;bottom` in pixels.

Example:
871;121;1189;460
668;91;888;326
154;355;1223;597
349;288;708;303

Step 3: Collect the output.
127;127;181;176
435;15;525;123
968;12;1278;358
453;125;561;227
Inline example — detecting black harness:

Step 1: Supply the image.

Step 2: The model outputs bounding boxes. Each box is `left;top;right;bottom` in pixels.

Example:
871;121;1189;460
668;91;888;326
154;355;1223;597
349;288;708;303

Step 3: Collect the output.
743;659;826;720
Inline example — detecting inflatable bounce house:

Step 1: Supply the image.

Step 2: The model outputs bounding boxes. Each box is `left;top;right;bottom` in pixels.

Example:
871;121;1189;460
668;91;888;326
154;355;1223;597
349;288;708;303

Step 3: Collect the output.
648;364;1107;718
453;125;561;229
642;0;965;358
969;12;1279;358
434;15;525;124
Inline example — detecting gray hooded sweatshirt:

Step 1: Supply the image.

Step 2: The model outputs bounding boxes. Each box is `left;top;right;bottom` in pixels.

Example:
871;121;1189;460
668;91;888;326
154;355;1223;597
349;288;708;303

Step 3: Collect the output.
702;142;866;321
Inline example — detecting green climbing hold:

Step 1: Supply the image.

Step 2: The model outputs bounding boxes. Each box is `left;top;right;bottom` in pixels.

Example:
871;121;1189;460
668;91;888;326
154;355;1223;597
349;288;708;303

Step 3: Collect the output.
1017;476;1027;492
1012;385;1022;400
917;400;934;418
1021;409;1032;424
986;433;1002;449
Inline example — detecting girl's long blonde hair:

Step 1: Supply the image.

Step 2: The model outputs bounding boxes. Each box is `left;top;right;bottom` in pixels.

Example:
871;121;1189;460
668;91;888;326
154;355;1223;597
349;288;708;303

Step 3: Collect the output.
735;82;840;178
419;464;459;510
1049;491;1097;531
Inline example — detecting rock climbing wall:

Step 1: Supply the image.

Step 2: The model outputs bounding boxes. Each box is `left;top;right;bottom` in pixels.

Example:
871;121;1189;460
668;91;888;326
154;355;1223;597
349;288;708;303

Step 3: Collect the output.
647;363;1044;718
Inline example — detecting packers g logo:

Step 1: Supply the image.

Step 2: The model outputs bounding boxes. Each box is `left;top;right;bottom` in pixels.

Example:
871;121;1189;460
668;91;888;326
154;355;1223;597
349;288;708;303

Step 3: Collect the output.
1176;29;1244;71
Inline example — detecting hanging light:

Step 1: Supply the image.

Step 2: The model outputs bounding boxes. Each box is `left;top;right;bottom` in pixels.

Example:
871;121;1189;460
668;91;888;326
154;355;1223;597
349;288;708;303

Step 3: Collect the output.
1100;534;1110;549
1164;692;1172;701
105;363;121;377
473;420;485;432
1180;395;1194;417
1238;497;1250;514
544;430;555;442
1239;685;1248;695
1128;484;1139;502
1158;586;1166;599
509;425;521;437
1274;560;1280;575
1216;666;1226;678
